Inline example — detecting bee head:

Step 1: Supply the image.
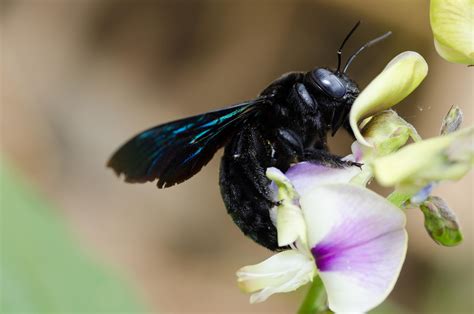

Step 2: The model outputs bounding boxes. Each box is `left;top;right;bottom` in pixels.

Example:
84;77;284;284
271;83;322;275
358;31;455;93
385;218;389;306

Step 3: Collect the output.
305;67;359;135
305;22;391;135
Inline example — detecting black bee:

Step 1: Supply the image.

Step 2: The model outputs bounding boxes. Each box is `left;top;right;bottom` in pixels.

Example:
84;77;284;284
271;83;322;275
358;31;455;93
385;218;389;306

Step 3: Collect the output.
108;22;391;251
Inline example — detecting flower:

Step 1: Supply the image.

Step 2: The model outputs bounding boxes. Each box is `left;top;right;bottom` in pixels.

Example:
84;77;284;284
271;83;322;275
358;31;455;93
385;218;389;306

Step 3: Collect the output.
237;164;408;313
351;106;472;209
349;51;428;147
430;0;474;65
351;106;470;247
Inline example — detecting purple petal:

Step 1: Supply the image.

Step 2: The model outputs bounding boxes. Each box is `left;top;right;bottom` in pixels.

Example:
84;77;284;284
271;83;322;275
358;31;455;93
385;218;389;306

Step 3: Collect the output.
312;218;405;273
300;184;407;313
285;162;361;196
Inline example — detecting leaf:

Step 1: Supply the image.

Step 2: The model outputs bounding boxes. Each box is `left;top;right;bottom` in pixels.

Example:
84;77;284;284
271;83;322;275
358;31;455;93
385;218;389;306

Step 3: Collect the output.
0;160;146;313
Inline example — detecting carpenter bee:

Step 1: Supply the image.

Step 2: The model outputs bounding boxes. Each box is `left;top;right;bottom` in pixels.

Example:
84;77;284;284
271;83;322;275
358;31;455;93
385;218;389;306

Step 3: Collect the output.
107;22;391;251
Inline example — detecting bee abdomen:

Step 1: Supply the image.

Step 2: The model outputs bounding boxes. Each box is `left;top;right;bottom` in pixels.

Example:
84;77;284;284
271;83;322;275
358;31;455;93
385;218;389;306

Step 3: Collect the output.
219;125;280;251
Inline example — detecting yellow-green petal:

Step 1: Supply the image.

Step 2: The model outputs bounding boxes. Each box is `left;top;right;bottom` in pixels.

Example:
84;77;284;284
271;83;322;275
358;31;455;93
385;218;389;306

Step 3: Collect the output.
430;0;474;65
373;126;474;191
349;51;428;146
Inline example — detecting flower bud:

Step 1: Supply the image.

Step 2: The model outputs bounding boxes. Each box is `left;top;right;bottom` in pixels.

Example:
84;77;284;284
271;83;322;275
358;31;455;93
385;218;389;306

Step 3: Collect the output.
440;105;463;135
420;196;463;246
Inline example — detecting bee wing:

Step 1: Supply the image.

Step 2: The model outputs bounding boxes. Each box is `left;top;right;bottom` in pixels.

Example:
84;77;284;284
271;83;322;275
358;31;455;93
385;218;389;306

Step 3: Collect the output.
107;98;268;188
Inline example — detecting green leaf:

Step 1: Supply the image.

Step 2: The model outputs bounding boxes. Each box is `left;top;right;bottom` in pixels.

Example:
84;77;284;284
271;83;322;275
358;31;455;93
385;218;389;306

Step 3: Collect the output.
0;160;146;313
420;196;463;246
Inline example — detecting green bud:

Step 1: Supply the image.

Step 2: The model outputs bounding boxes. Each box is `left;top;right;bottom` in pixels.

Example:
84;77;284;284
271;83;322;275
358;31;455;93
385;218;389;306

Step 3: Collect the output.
440;105;463;135
420;196;463;246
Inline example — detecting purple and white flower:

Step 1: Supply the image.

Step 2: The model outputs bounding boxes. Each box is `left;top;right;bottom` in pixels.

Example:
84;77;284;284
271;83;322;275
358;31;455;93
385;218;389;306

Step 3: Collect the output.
237;163;408;313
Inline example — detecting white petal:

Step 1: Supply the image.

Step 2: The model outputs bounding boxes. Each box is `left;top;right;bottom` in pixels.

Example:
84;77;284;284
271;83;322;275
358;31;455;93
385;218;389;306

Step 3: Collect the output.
285;162;361;196
300;184;407;313
276;202;307;247
349;51;428;146
266;167;307;246
266;167;298;201
430;0;474;64
236;250;316;303
300;184;405;247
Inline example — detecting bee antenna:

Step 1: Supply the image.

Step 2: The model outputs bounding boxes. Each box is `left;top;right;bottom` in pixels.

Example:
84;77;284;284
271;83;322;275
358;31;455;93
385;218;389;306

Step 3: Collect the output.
336;21;361;73
343;31;392;74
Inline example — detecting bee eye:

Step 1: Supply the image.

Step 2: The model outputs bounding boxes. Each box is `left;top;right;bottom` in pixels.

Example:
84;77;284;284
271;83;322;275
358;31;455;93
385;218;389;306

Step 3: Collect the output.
311;68;346;99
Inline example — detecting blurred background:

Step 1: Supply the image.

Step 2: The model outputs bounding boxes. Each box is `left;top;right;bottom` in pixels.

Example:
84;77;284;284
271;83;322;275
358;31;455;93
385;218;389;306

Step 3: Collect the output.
1;0;473;313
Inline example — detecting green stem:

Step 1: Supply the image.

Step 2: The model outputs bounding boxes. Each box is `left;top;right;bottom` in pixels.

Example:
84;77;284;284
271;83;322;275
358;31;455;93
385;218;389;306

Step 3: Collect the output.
297;275;332;314
387;190;412;208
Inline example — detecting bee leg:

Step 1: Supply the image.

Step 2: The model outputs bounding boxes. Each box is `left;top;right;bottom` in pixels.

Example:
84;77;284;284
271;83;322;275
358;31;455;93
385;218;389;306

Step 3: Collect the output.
302;149;362;168
272;128;305;168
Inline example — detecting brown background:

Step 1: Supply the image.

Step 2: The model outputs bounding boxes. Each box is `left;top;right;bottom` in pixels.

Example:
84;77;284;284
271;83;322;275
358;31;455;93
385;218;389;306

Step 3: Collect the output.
1;0;473;313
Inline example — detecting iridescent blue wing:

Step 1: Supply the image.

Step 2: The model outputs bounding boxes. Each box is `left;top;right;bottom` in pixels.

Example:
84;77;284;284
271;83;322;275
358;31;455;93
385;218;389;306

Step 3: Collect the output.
107;98;268;188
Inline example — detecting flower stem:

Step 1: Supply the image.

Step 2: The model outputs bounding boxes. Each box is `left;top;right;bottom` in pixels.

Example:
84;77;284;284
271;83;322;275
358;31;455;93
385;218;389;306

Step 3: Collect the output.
297;275;332;314
387;190;412;208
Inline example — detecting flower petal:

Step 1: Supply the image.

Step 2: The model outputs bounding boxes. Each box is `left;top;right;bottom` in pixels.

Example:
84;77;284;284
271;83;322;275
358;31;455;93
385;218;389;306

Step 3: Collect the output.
300;184;407;313
349;111;421;186
266;167;307;246
236;250;316;303
349;51;428;146
373;126;474;192
285;162;361;196
430;0;474;64
266;167;297;201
